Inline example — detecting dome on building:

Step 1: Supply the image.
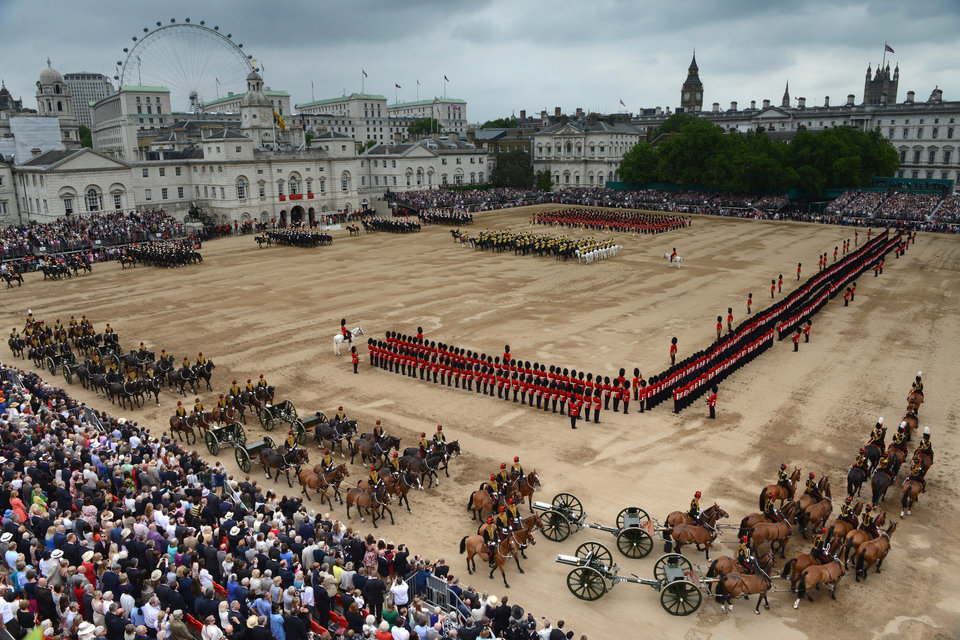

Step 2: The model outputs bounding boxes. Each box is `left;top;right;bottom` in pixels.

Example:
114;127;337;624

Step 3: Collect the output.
241;69;269;107
39;58;63;85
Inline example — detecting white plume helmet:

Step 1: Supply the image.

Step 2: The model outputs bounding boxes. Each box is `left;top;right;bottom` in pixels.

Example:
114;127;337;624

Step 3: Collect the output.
924;427;930;435
917;371;922;377
900;421;907;429
877;417;884;424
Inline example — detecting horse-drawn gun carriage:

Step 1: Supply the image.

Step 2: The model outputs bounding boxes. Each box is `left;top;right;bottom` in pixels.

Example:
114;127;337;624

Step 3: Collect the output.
234;435;276;473
257;399;299;431
290;411;329;444
204;421;247;457
533;493;654;558
556;543;706;615
45;350;77;375
95;342;123;367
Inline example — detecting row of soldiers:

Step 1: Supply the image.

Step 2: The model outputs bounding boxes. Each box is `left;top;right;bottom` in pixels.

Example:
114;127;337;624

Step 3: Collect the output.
367;332;648;423
418;210;474;225
362;217;422;233
469;229;614;262
531;208;689;234
125;241;202;267
266;229;332;247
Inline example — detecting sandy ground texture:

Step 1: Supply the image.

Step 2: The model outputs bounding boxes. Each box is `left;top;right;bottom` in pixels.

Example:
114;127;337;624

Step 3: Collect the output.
3;206;959;640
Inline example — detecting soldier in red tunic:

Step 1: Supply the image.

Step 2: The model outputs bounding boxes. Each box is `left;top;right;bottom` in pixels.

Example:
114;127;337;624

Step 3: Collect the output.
727;308;733;333
770;279;776;299
707;385;718;419
670;337;678;365
747;292;753;314
350;346;359;374
797;262;802;281
804;320;812;343
778;274;783;293
716;316;723;340
793;328;802;351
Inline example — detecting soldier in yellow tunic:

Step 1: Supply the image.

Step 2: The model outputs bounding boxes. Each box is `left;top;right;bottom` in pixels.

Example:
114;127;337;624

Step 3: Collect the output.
217;394;229;410
104;323;114;335
388;452;401;479
505;499;521;531
138;342;148;353
127;370;137;382
229;380;241;398
334;406;346;423
193;397;204;414
481;518;499;568
69;316;78;328
245;379;255;393
433;425;446;448
737;536;755;574
368;466;383;493
257;374;268;389
320;449;334;472
175;401;187;420
196;352;206;367
418;433;430;458
372;419;384;444
495;463;509;486
512;456;524;481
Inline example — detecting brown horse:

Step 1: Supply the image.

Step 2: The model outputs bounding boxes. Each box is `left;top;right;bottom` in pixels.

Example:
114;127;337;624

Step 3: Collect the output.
748;501;797;558
795;476;829;513
737;501;800;540
797;479;832;537
345;485;394;528
900;413;918;441
467;488;502;521
213;405;244;425
855;521;897;581
360;470;420;512
760;468;800;510
666;504;729;529
299;464;350;506
714;552;776;614
901;479;923;517
508;471;542;512
187;411;216;436
663;507;727;560
706;550;775;588
259;447;309;487
824;501;863;545
793;557;845;608
459;532;520;588
842;510;886;567
169;415;195;445
907;390;923;412
913;449;933;473
779;537;843;592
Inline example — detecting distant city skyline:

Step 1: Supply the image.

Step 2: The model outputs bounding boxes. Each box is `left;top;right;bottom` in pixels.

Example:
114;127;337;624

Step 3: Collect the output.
1;0;958;122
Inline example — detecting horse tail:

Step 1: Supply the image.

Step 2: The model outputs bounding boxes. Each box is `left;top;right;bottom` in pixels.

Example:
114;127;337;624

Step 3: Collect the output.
855;548;866;577
465;492;474;512
759;488;768;511
825;524;836;541
737;517;750;540
901;487;911;509
706;558;719;579
663;527;673;553
797;571;808;600
780;557;797;580
458;536;468;555
714;577;726;604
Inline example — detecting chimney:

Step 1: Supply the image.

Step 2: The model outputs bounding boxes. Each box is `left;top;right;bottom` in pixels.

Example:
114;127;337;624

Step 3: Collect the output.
750;100;756;110
824;96;830;107
762;99;770;109
554;106;562;117
655;106;662;115
31;147;41;156
519;110;526;120
712;102;720;112
846;94;855;106
575;107;583;117
466;130;476;144
798;97;806;108
729;101;737;111
906;91;915;103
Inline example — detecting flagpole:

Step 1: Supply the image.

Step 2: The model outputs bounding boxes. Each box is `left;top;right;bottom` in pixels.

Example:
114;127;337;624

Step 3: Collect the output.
311;80;315;102
416;81;419;101
443;76;446;99
882;42;886;69
361;71;365;94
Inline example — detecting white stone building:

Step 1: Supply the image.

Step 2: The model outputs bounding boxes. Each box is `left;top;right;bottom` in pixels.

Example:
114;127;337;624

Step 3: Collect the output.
387;98;467;136
63;72;113;128
531;119;641;188
35;59;80;148
90;86;173;160
198;88;291;118
358;138;487;193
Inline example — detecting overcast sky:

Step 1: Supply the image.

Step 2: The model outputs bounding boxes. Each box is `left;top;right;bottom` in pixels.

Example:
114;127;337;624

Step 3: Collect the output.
2;0;958;121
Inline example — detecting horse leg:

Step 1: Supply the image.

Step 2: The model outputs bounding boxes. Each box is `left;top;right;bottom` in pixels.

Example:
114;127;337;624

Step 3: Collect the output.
500;563;510;589
386;506;394;525
514;554;524;574
285;469;293;488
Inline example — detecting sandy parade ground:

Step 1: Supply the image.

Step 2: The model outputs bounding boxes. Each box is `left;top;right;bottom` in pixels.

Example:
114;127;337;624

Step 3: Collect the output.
3;206;959;640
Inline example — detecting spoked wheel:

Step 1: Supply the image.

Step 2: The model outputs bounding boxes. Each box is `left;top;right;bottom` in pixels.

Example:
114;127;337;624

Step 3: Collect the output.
257;407;269;427
235;447;251;472
540;510;572;542
660;579;702;616
46;356;57;374
205;431;219;455
234;423;247;447
293;420;306;445
288;404;298;419
263;435;276;449
616;527;653;559
574;542;614;568
616;506;650;528
566;567;607;601
552;492;583;520
653;554;693;584
63;368;73;384
315;411;327;423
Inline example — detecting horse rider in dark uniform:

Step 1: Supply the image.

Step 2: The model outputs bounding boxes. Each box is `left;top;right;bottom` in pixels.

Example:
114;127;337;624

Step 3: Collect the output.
333;406;347;425
511;456;524;482
193;398;204;415
482;518;499;568
852;448;870;475
418;433;430;458
911;371;923;395
388;452;402;480
737;536;755;574
230;380;242;398
777;464;791;494
859;504;878;537
486;474;500;507
175;401;187;423
905;460;927;493
804;472;822;502
868;418;885;448
495;463;510;486
838;497;857;526
433;425;446;449
196;352;207;367
811;527;831;564
217;394;229;411
689;491;702;526
368;466;383;494
505;499;522;530
257;374;268;389
763;492;781;523
321;449;335;473
372;419;384;444
281;431;299;460
874;452;893;476
915;427;933;462
245;379;255;393
891;423;908;454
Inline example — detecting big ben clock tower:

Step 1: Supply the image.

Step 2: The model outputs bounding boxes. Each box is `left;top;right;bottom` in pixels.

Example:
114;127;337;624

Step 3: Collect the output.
680;52;704;112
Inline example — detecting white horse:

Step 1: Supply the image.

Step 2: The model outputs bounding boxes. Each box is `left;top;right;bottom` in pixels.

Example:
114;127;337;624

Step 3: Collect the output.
662;253;683;269
334;326;364;355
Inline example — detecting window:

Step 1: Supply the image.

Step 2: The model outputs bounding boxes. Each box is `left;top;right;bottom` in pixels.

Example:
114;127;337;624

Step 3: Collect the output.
945;151;952;164
137;106;142;114
933;128;939;139
144;189;152;201
441;158;447;165
113;193;122;209
319;179;325;194
146;105;152;114
0;202;6;215
277;182;284;196
159;167;165;177
203;186;208;198
911;171;919;178
914;151;921;163
392;160;396;168
236;146;242;153
900;150;906;162
161;188;168;200
237;178;247;199
220;187;225;199
375;176;379;186
215;147;221;153
142;168;149;178
361;176;366;186
903;129;910;139
177;187;184;199
888;129;895;138
157;105;161;114
926;171;933;179
86;189;101;212
948;128;955;139
195;186;200;197
289;176;300;194
43;199;48;213
258;182;266;197
929;151;936;164
341;172;350;191
917;128;923;139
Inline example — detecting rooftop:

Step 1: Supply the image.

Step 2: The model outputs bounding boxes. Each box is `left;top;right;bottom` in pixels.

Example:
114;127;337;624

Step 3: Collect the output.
199;89;290;107
296;93;388;108
388;97;467;108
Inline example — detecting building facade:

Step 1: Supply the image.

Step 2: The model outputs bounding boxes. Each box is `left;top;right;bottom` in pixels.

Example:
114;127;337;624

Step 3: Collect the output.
532;119;641;188
63;72;113;128
358;138;486;194
35;59;80;147
680;53;703;112
198;88;291;117
91;86;173;160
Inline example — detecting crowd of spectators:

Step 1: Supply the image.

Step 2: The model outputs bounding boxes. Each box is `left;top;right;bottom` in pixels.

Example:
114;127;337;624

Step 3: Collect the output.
0;212;186;261
874;192;942;221
0;359;577;640
933;194;960;223
386;190;550;214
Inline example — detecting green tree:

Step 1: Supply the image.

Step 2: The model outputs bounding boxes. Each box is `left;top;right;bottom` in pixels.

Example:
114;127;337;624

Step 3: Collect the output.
490;150;533;188
619;142;658;184
78;125;92;148
480;117;518;129
653;112;698;139
535;170;553;191
305;133;314;147
407;118;441;137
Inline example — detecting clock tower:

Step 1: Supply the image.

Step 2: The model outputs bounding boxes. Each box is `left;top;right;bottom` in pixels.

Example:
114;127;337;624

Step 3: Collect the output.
680;52;703;112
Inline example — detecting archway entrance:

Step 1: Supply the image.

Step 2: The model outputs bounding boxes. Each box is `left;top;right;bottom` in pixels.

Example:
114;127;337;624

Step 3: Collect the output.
308;207;316;227
291;205;304;225
279;210;287;227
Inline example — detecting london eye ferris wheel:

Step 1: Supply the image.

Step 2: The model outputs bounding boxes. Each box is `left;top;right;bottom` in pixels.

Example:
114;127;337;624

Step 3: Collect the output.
115;19;255;113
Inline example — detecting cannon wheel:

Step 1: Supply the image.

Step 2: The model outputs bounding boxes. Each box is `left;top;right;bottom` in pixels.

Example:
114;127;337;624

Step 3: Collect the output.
552;492;583;520
263;435;276;449
257;407;269;427
108;354;121;367
653;554;693;584
293;420;306;445
616;506;651;529
566;567;606;601
315;411;328;423
233;423;247;447
235;447;251;472
288;403;298;419
540;509;572;542
574;542;614;568
205;431;219;456
63;367;73;384
616;527;653;559
46;356;57;375
660;579;702;616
